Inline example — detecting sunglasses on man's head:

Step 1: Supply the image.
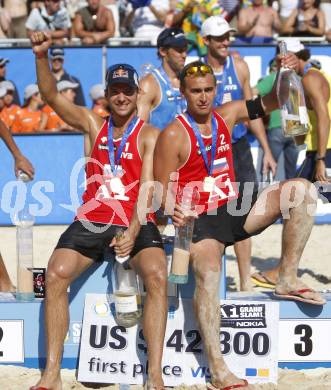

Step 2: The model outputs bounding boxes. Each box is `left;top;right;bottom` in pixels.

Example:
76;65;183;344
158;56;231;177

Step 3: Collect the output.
184;64;213;77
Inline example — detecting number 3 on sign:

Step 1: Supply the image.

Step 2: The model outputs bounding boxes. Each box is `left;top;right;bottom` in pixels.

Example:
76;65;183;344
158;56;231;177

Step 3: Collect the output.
0;320;24;363
279;320;331;362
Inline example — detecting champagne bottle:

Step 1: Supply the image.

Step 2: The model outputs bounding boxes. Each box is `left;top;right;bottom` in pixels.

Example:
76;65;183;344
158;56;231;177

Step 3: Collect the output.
112;229;142;327
277;41;309;137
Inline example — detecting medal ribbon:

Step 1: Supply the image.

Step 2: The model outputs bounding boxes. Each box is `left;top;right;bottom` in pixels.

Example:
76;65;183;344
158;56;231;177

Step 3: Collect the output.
107;115;138;175
186;112;218;175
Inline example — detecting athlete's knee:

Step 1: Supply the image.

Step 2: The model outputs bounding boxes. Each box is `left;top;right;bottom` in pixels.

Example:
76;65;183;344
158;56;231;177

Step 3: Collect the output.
46;259;76;290
143;265;167;295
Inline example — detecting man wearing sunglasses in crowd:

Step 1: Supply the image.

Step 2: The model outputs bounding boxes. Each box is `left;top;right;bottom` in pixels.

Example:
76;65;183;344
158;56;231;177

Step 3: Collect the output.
138;27;189;130
30;31;168;390
201;15;277;292
154;60;325;390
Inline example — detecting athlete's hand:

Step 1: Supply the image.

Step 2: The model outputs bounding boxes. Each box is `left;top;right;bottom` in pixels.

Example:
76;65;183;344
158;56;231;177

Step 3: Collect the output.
315;160;329;183
110;229;136;258
15;154;35;180
262;151;277;177
30;31;52;57
172;203;197;228
276;52;299;73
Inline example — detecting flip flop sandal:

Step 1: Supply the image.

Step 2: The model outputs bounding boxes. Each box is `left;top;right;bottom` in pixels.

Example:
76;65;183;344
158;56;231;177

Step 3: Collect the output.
251;271;276;289
29;387;50;390
207;379;249;390
274;288;326;306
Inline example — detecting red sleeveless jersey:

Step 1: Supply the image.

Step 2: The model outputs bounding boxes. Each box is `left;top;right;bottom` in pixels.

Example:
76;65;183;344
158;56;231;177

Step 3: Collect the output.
177;111;238;214
76;116;150;226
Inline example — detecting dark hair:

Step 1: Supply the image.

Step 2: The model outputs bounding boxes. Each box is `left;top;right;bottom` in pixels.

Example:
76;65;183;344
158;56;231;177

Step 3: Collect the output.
296;48;311;61
179;60;216;88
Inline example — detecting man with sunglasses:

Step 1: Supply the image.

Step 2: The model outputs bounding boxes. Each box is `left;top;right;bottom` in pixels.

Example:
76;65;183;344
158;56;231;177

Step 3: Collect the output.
201;15;277;291
138;27;189;130
154;60;325;390
30;31;168;390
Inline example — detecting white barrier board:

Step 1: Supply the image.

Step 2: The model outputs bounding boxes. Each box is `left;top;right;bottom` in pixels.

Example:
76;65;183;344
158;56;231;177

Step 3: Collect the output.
78;294;279;385
0;320;24;363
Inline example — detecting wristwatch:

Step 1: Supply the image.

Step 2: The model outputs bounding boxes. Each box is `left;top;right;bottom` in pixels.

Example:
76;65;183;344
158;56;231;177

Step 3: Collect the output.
315;154;326;161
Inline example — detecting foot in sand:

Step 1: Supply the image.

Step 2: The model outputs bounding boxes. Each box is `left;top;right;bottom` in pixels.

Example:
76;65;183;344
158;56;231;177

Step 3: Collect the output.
274;281;326;305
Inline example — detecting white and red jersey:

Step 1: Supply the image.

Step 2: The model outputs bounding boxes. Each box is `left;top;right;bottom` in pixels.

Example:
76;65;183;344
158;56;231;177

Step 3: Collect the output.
76;116;152;226
177;111;238;214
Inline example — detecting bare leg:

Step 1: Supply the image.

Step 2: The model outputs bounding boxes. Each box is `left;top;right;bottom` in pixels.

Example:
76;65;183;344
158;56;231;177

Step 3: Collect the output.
234;238;252;291
244;179;325;304
0;252;15;292
131;247;167;389
31;248;93;390
190;239;253;389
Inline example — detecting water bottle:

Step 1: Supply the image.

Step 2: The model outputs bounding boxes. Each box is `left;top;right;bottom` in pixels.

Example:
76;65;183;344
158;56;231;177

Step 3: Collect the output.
276;41;309;138
15;207;35;302
168;187;199;284
112;229;142;327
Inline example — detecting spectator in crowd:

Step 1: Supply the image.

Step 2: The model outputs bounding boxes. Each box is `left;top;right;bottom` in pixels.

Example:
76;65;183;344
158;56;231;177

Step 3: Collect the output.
0;111;34;292
0;81;21;130
273;0;299;25
2;0;28;38
89;83;109;118
49;47;86;106
237;0;281;43
220;0;242;25
0;57;20;105
123;0;170;45
281;0;325;37
201;15;276;291
11;84;46;133
42;80;79;131
172;0;224;56
138;27;188;129
73;0;115;44
25;0;71;44
253;57;299;181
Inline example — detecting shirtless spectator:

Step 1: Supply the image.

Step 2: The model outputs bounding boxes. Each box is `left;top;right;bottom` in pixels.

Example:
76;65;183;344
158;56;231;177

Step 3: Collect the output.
42;80;79;131
237;0;281;43
90;83;109;118
0;58;20;105
11;84;46;133
74;0;115;44
281;0;325;38
3;0;28;38
0;81;20;130
49;47;86;106
25;0;71;44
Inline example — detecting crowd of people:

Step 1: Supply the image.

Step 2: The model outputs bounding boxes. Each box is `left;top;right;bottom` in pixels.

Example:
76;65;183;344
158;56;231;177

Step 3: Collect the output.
0;1;331;47
0;5;330;390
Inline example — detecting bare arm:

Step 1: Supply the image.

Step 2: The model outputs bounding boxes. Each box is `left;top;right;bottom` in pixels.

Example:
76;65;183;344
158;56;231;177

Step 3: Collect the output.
281;9;297;35
171;2;194;26
30;31;102;133
153;123;182;212
149;4;167;23
303;72;330;181
0;119;35;178
137;74;158;121
237;9;258;35
305;10;325;37
272;9;281;32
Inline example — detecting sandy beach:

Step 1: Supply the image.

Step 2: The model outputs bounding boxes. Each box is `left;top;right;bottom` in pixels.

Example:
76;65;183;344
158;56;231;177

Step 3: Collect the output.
0;223;331;389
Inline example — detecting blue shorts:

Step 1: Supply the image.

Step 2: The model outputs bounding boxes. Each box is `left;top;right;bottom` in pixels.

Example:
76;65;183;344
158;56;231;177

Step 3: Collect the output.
297;150;331;203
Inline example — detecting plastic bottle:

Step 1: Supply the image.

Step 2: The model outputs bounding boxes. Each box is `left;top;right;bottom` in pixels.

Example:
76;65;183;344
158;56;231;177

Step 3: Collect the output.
276;41;309;137
15;207;35;302
112;229;142;327
168;187;199;284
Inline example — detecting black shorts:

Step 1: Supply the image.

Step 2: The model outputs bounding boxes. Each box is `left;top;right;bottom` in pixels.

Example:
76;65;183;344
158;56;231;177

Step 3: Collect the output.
232;136;258;193
192;191;270;247
55;220;164;261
